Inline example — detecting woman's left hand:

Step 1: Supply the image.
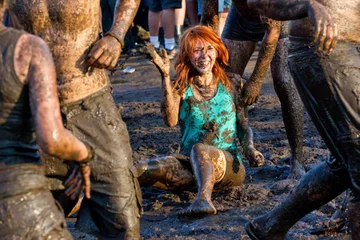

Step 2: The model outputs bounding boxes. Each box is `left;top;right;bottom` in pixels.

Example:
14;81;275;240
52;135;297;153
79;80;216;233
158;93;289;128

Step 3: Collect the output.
245;147;265;167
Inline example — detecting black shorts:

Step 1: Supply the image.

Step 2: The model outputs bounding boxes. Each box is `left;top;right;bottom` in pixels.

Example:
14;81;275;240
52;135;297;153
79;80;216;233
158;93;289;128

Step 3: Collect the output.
222;5;289;42
288;39;360;192
148;0;182;12
222;5;266;42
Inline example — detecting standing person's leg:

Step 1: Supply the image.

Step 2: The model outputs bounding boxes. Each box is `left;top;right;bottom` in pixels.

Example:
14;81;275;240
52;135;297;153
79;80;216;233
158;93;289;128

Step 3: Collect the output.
271;36;305;179
246;161;350;240
175;0;186;44
161;0;182;58
247;41;360;240
186;0;199;26
148;0;162;48
221;5;258;82
218;0;230;36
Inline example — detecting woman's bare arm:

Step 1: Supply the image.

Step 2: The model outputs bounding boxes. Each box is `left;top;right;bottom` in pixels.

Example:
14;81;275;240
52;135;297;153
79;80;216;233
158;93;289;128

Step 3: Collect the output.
145;44;181;127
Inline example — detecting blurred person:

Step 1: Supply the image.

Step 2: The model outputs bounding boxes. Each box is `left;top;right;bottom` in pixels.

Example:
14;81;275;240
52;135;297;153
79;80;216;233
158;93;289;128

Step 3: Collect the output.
148;0;182;59
7;0;143;238
0;1;93;238
244;0;360;239
175;0;186;44
186;0;200;26
198;0;231;35
101;0;117;33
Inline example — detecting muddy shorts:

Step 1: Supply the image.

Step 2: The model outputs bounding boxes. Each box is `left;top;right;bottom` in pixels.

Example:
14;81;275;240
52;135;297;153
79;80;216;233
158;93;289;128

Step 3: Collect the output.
148;0;182;12
0;164;72;239
48;87;142;237
288;39;360;192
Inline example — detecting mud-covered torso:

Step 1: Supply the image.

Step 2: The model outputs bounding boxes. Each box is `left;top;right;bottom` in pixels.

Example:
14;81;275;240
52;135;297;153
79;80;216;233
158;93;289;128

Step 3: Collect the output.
0;28;39;165
179;82;239;159
289;0;360;43
7;0;107;103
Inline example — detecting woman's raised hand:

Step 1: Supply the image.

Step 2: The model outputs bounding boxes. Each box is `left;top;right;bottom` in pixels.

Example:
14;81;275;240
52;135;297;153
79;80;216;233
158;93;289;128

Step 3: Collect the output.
144;43;171;78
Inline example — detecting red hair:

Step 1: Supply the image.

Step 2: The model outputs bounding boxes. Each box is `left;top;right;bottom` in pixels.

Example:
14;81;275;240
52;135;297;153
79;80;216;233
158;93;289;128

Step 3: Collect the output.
173;25;230;94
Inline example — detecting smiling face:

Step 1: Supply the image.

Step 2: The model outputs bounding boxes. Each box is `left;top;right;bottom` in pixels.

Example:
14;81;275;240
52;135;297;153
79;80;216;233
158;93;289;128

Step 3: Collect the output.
189;40;217;75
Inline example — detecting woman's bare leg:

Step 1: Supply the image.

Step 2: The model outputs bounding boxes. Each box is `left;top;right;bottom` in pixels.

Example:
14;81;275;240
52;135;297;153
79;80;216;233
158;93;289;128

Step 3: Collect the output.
135;156;194;190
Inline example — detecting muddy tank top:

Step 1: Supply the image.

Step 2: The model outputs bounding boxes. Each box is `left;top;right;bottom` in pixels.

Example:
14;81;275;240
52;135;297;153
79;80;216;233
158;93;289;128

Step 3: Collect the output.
0;28;40;165
179;82;242;162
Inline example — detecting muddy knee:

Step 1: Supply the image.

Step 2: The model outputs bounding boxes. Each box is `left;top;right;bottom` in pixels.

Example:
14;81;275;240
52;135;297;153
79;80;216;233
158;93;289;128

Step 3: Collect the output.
191;144;239;185
191;144;225;180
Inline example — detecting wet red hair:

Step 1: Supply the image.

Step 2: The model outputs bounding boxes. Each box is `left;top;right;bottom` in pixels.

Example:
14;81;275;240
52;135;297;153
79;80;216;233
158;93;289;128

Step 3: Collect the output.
173;25;230;94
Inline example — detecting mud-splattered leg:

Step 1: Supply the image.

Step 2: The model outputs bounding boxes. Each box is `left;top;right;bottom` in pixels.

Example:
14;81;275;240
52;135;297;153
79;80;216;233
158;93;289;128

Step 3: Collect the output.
179;144;228;217
135;156;194;190
246;162;349;239
271;38;305;179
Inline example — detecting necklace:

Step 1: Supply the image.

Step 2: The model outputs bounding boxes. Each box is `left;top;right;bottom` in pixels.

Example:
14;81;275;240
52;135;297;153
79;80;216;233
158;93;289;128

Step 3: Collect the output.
192;82;217;100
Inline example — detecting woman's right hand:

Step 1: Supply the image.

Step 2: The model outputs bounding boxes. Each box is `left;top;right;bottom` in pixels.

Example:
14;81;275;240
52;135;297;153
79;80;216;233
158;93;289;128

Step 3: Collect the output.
144;43;171;78
245;146;265;168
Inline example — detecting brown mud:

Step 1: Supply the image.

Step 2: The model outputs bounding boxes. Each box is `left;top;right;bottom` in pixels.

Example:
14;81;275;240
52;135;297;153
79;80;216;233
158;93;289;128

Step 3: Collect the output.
69;50;351;239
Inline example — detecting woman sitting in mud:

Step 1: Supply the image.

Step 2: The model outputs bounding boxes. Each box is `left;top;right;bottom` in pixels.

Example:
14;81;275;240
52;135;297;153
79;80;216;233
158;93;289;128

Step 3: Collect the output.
136;25;264;217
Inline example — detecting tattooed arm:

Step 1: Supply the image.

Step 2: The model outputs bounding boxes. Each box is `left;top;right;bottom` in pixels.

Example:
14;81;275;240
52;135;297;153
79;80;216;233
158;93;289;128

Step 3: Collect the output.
87;0;141;69
14;34;91;198
247;0;337;53
240;17;281;107
200;0;219;33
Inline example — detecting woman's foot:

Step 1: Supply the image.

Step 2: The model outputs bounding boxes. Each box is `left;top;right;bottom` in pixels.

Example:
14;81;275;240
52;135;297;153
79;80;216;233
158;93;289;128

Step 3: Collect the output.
178;198;216;218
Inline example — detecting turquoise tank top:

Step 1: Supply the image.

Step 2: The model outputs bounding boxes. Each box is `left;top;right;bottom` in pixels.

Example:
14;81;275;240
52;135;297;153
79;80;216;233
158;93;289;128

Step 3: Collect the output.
179;82;242;162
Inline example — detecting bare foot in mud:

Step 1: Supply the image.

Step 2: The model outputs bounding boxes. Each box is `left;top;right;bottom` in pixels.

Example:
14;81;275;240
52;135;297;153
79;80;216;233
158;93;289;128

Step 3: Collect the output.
246;147;265;167
178;198;217;218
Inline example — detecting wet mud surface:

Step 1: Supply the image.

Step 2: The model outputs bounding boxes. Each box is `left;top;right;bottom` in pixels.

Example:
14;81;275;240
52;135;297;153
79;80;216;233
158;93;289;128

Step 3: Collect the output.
69;51;351;239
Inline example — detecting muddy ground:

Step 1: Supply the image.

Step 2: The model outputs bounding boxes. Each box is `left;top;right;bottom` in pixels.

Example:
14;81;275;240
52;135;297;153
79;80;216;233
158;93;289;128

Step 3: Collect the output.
69;50;351;239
